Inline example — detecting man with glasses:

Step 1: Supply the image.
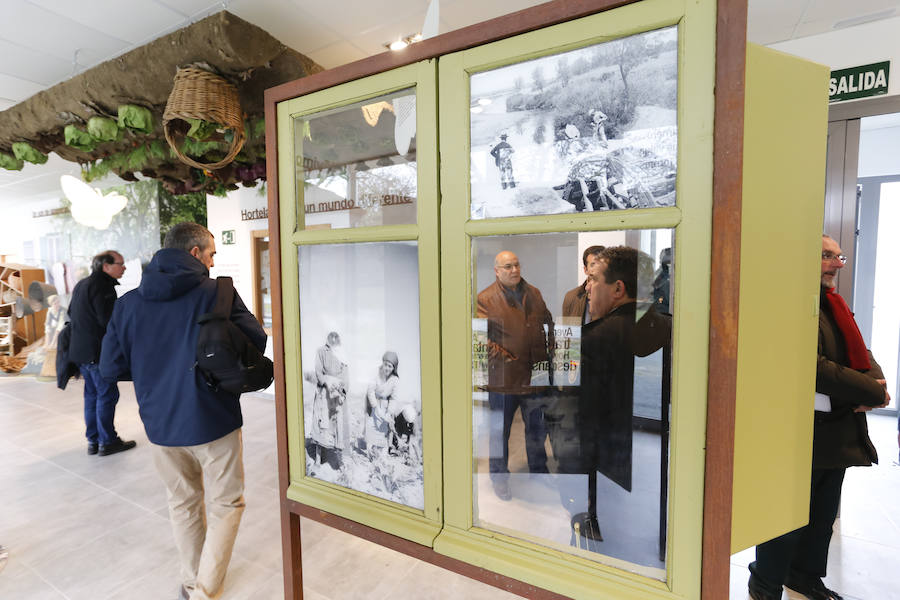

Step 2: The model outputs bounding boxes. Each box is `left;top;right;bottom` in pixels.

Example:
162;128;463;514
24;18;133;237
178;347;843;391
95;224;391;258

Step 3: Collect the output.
68;250;135;456
477;250;554;500
748;235;890;600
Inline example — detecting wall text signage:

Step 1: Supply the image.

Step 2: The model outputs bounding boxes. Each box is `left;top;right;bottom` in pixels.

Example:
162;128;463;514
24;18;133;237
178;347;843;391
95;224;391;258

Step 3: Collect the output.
241;207;269;221
829;61;890;103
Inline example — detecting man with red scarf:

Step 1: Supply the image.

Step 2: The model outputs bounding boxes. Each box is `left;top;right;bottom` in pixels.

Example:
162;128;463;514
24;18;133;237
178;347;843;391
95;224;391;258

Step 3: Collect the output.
748;235;890;600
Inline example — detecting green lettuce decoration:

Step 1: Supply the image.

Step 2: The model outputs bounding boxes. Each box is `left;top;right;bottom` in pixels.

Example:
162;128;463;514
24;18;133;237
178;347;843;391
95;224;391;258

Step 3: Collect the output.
12;142;48;164
186;118;219;141
64;125;96;152
0;152;24;170
117;104;154;134
87;116;121;142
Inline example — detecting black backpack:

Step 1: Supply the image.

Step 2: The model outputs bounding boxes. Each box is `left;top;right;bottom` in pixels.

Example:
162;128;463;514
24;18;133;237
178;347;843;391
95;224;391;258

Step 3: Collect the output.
196;277;274;394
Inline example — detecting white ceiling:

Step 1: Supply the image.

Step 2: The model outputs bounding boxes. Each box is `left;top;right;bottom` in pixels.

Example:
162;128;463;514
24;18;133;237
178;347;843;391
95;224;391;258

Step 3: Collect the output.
1;0;899;205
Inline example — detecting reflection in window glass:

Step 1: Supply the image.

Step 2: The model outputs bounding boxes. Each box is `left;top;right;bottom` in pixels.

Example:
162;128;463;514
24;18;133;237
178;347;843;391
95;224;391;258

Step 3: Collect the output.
472;231;673;578
299;242;424;509
295;88;417;229
470;26;678;219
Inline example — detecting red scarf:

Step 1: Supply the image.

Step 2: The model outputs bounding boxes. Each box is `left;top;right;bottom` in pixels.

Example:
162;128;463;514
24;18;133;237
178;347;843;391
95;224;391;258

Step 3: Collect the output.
824;287;871;370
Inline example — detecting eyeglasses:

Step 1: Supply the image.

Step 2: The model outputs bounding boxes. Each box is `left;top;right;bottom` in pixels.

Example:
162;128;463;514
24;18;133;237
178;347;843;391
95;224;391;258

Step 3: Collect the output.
821;251;847;264
112;262;125;266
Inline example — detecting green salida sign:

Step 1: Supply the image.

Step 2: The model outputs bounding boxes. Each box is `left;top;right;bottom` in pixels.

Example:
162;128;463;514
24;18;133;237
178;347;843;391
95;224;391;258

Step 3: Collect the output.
829;61;890;103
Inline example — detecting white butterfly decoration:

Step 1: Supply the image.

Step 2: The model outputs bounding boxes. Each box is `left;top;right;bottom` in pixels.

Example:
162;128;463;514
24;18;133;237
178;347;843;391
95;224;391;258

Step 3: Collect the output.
60;175;128;230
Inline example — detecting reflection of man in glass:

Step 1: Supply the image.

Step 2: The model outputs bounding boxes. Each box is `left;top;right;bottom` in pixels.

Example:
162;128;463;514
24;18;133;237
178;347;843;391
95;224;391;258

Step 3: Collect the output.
310;331;348;470
576;246;670;541
561;246;605;325
477;251;554;501
489;134;516;190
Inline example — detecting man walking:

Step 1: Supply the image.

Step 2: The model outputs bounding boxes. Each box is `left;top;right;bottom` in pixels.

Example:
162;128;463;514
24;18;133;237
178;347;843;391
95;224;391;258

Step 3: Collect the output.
68;250;134;456
748;235;890;600
100;222;266;600
477;250;554;500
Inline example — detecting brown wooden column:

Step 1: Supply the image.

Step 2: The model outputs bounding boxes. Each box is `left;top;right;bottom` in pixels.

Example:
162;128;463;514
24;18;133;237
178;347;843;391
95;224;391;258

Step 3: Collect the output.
703;1;748;598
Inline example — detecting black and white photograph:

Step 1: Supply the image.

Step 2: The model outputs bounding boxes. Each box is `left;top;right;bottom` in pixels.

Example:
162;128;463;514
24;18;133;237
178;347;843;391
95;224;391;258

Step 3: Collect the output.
298;241;424;509
470;26;678;219
296;89;418;230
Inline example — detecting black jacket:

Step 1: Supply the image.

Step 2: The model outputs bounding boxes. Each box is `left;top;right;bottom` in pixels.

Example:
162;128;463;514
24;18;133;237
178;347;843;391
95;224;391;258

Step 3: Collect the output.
579;302;671;491
68;269;119;364
55;322;80;390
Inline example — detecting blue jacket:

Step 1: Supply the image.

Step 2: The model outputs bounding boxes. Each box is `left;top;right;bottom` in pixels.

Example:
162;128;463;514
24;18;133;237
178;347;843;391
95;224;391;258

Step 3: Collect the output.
100;248;267;446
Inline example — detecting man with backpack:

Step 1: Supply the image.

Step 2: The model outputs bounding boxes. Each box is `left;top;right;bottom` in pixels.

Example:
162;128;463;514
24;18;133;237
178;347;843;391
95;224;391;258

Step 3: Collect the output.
100;222;266;600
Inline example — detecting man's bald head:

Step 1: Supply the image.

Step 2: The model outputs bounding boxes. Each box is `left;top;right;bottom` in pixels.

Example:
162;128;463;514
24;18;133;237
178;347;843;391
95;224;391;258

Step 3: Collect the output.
493;251;522;288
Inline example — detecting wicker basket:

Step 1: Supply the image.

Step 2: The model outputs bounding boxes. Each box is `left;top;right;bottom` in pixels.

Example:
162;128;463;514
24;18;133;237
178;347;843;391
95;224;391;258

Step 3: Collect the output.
163;66;246;170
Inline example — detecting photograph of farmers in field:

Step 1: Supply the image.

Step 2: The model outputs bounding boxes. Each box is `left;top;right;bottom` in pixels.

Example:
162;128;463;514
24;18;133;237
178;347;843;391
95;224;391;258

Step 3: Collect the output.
298;241;424;509
470;26;678;219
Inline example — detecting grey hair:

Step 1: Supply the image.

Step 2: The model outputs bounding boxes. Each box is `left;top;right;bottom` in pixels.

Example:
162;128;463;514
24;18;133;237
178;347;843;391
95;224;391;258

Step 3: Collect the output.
91;250;119;273
163;222;213;253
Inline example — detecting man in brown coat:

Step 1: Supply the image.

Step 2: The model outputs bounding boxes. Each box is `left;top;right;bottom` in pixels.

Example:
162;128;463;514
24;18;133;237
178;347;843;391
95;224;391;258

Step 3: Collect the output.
748;235;890;600
477;250;554;500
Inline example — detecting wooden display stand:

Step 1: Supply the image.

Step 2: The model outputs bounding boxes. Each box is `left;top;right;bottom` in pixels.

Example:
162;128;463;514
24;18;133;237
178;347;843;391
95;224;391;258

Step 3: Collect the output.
0;263;46;354
265;1;829;599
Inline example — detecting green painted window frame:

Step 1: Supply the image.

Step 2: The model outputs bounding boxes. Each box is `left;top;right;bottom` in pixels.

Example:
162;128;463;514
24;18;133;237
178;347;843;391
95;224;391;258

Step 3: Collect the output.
275;60;443;546
272;0;723;595
435;1;717;598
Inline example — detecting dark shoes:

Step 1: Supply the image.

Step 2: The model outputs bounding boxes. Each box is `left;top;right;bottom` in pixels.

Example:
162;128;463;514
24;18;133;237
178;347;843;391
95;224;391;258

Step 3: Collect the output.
492;479;512;501
748;571;782;600
98;438;136;456
87;442;98;455
785;571;844;600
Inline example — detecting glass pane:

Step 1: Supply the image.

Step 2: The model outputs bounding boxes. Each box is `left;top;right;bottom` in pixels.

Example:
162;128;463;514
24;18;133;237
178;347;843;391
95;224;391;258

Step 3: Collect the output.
470;26;678;219
295;88;417;229
299;242;424;509
472;231;673;578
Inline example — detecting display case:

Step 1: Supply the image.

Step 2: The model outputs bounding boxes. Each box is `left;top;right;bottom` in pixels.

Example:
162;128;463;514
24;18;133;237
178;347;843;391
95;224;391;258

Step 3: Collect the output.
266;1;829;598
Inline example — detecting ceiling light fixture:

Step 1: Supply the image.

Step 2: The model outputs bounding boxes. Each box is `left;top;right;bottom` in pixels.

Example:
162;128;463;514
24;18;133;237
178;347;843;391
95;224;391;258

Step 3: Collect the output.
385;33;423;51
60;175;128;230
833;8;896;30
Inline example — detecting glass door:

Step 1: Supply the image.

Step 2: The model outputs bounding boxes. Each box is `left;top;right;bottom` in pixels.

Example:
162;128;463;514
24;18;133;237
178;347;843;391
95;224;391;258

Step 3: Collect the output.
854;112;900;411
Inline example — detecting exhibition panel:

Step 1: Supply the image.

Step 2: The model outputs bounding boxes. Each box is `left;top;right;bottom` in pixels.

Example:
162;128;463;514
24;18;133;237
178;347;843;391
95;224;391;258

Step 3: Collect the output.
275;60;443;546
263;0;823;598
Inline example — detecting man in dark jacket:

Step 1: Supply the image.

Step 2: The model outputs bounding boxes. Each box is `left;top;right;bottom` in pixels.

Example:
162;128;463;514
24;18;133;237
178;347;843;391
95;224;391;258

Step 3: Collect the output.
100;222;266;600
577;246;670;541
476;250;554;500
560;245;605;325
748;235;890;600
68;250;134;456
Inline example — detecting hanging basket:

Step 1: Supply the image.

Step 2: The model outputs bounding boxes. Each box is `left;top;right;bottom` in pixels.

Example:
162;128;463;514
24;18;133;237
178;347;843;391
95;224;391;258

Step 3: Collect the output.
163;67;246;170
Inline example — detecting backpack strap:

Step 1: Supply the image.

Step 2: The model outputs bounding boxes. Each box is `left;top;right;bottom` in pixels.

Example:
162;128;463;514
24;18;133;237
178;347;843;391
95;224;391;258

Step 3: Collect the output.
212;276;234;318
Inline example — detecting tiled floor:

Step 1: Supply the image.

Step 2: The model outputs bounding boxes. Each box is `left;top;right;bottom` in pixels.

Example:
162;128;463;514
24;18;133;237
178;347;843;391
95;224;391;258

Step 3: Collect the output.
729;411;900;600
0;375;518;600
2;373;897;600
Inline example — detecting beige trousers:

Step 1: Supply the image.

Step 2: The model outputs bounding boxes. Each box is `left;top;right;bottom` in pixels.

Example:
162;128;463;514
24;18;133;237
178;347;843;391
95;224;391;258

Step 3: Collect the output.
151;429;245;600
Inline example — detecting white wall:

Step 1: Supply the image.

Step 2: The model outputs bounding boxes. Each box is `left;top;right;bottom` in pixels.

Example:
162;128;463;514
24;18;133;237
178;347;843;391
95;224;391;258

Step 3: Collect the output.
205;186;270;312
769;15;900;99
858;124;900;178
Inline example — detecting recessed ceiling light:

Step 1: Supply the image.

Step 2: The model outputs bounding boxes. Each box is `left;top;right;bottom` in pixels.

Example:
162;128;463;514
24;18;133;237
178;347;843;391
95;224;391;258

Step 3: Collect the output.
385;33;423;51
